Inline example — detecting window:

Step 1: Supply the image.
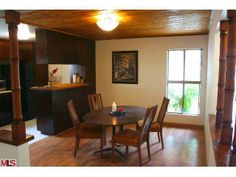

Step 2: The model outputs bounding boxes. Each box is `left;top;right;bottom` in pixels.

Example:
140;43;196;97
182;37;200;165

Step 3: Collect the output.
167;49;202;115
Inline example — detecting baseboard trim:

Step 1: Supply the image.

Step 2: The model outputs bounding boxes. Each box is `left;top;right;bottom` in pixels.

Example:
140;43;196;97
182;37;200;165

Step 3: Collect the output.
163;122;204;130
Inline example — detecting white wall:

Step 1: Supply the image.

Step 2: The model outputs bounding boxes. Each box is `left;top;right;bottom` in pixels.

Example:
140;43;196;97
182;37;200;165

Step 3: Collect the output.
204;29;220;167
96;35;208;125
0;142;30;166
204;10;227;166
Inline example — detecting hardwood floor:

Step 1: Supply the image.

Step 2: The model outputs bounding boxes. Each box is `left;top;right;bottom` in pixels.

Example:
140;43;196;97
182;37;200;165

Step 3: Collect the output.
29;125;206;166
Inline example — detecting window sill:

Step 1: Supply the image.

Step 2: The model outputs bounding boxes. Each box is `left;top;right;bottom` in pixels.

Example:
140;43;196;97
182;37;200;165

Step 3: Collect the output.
209;114;231;166
167;112;199;117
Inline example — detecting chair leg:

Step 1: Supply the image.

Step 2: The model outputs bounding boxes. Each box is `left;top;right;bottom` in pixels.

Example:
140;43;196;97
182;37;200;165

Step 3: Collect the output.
160;130;164;149
100;137;104;157
126;145;129;156
138;145;142;166
157;132;160;142
74;136;80;157
112;141;116;162
147;139;151;161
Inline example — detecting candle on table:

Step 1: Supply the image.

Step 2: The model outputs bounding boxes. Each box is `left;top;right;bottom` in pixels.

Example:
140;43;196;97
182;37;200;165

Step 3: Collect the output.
112;102;117;112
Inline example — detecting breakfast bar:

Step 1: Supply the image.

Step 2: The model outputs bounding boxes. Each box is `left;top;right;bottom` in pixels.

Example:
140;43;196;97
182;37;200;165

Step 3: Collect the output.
31;83;90;135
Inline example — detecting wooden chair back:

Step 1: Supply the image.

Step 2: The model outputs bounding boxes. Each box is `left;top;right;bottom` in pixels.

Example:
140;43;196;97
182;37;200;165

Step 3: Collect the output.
139;105;158;141
157;97;169;125
67;99;80;130
88;93;103;112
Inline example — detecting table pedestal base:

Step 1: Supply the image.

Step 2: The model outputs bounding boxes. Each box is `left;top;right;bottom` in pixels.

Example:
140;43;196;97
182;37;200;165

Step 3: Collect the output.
94;147;126;159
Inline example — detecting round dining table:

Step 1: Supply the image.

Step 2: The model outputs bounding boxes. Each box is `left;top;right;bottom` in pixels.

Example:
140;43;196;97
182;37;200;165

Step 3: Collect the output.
83;105;146;128
83;105;146;157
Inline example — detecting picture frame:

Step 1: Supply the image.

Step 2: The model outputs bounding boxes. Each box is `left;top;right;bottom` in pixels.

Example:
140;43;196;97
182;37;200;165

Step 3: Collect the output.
112;51;138;84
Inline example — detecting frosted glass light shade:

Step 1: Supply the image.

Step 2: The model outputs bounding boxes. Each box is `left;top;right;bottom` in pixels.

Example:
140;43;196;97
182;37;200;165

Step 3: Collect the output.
97;13;119;31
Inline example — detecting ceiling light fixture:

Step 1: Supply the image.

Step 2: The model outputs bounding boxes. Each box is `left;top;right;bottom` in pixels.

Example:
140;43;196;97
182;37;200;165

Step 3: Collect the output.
96;10;119;31
18;23;33;40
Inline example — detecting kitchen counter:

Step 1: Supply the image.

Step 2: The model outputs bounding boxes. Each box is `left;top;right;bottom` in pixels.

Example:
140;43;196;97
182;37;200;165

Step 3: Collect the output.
31;83;91;135
0;90;11;95
31;83;89;91
0;90;12;126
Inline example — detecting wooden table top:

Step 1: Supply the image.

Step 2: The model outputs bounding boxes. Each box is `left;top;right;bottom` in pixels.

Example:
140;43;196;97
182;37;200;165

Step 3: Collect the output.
83;106;146;126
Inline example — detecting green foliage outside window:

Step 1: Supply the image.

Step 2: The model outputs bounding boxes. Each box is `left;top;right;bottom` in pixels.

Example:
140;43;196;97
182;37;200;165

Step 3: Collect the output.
168;85;199;114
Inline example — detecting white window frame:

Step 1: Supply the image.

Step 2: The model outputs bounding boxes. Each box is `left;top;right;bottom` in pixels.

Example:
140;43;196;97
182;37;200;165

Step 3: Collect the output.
166;48;202;115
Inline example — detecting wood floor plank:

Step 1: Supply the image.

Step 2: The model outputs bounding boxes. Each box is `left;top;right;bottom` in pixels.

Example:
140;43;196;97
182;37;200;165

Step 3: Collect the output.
29;125;206;166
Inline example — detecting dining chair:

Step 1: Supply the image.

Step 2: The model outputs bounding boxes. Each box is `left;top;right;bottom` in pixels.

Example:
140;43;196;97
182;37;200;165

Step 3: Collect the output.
112;105;158;166
88;93;103;112
67;99;105;157
136;97;169;149
87;93;107;144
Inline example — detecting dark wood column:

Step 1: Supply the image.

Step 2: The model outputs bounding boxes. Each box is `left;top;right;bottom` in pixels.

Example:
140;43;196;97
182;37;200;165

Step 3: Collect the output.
0;11;33;145
5;10;26;142
216;20;228;127
219;10;236;145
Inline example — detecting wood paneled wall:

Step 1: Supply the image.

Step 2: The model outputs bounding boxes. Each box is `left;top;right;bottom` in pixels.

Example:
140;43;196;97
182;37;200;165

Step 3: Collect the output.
33;29;96;134
35;29;95;92
0;39;35;63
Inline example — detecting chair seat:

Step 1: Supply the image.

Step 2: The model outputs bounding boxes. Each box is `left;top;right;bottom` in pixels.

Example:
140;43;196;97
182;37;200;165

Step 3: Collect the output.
112;129;141;146
79;122;103;138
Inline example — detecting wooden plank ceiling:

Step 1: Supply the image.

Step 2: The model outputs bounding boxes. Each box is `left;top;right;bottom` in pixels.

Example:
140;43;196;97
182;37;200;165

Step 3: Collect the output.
19;10;211;40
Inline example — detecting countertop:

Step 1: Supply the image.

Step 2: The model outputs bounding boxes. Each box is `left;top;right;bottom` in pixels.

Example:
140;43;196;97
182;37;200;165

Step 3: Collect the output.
31;83;89;91
0;90;11;95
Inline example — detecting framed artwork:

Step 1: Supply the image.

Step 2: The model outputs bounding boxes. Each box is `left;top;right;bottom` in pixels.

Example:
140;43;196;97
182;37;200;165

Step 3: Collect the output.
112;51;138;84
